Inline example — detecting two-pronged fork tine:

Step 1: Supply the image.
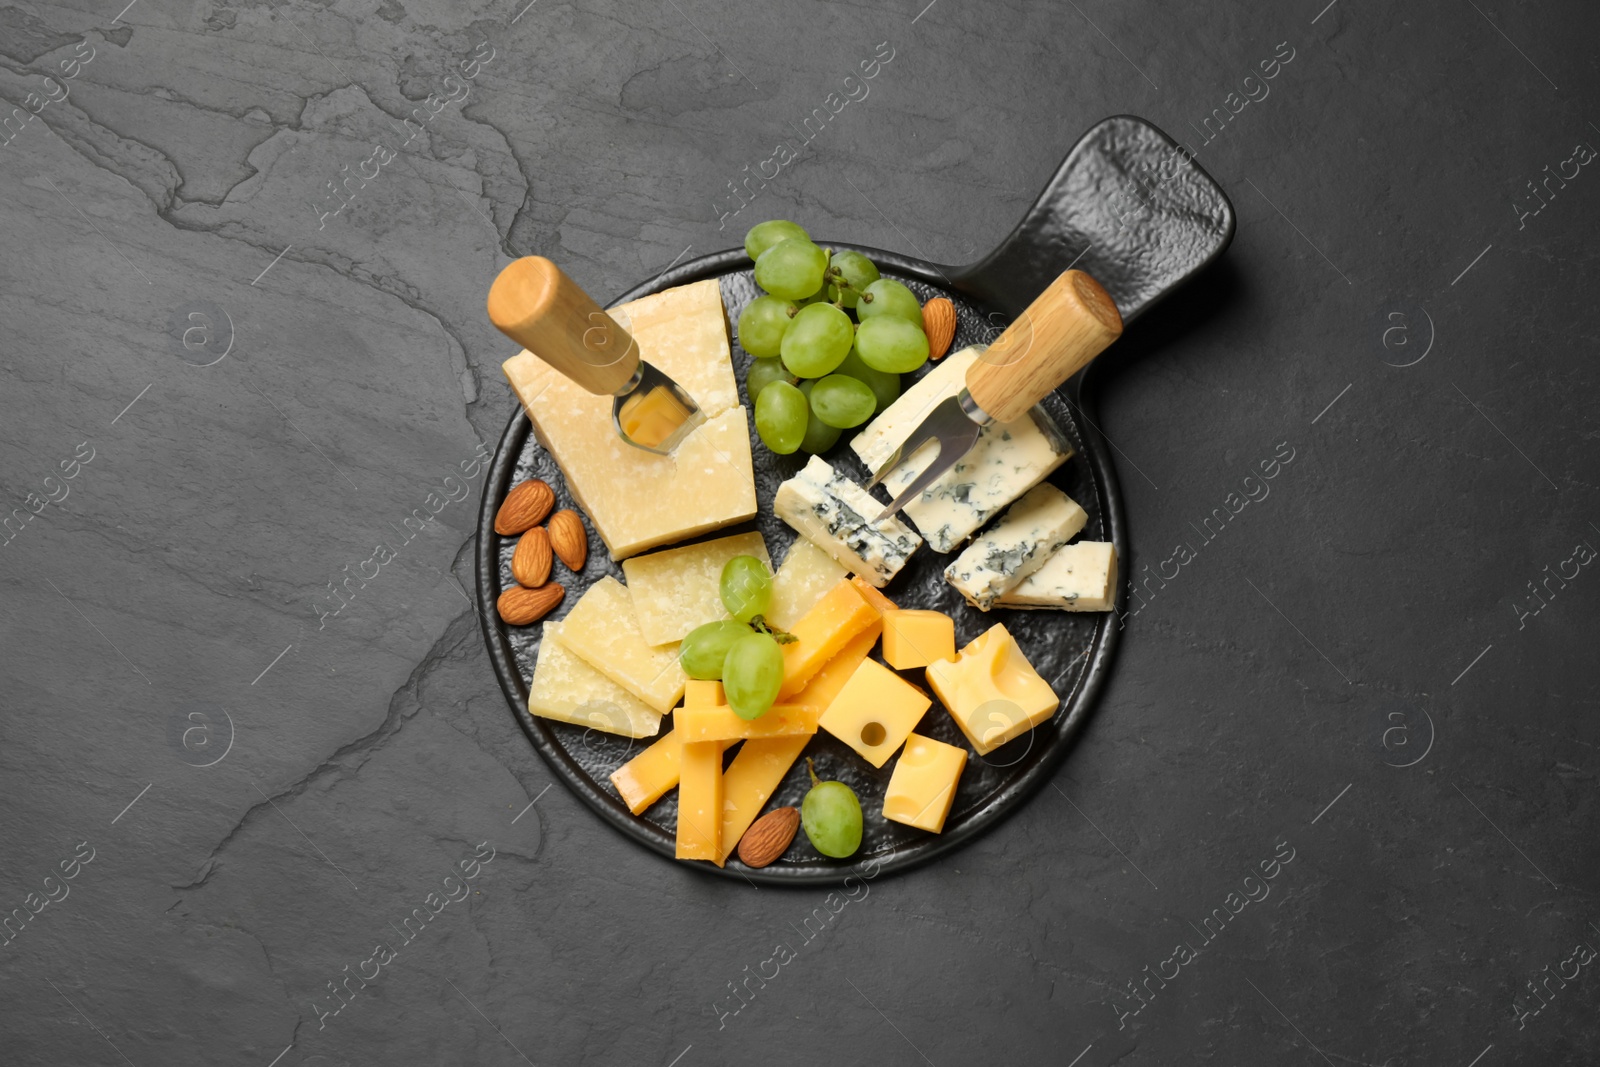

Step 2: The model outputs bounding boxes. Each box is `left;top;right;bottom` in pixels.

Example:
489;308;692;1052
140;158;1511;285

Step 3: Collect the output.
867;395;981;522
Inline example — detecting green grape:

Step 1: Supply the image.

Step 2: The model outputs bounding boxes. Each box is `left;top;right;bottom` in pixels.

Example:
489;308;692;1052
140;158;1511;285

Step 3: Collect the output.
746;357;795;400
780;303;854;378
800;758;863;857
825;250;880;308
754;380;807;454
720;554;772;623
723;632;784;720
854;315;930;374
744;220;809;262
809;374;877;429
855;278;924;324
678;620;752;680
797;380;842;453
737;295;797;358
837;347;899;413
754;239;829;300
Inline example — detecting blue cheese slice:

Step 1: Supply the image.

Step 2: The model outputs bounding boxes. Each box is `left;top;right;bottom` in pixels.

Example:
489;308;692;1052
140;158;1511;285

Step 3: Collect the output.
851;347;1074;552
995;540;1117;611
943;483;1087;610
773;456;922;588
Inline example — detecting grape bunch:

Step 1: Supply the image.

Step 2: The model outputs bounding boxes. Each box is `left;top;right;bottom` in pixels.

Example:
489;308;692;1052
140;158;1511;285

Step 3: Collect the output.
735;221;933;456
678;555;792;720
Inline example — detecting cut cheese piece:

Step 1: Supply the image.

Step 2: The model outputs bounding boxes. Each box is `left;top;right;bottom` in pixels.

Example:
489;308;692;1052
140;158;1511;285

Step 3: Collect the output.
622;532;770;645
792;624;882;710
676;703;821;743
502;278;756;560
609;730;680;814
717;734;810;867
883;733;967;832
773;456;921;587
997;540;1118;611
851;347;1073;552
818;658;932;768
555;577;686;713
526;623;663;738
777;579;881;699
849;575;898;615
675;740;722;860
943;483;1087;610
684;679;725;708
926;623;1059;755
767;539;848;630
881;609;956;670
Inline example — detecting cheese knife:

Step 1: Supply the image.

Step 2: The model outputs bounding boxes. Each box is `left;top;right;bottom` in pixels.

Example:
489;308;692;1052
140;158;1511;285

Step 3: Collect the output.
487;256;705;455
867;269;1123;521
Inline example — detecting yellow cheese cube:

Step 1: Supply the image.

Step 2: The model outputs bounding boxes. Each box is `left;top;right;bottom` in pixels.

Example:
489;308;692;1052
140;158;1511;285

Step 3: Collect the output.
676;703;821;743
926;623;1059;755
791;623;882;710
622;532;771;646
883;733;967;832
526;622;663;738
554;577;686;714
818;658;931;768
675;740;722;860
881;609;956;670
716;733;810;867
767;540;848;630
609;730;680;814
777;579;881;699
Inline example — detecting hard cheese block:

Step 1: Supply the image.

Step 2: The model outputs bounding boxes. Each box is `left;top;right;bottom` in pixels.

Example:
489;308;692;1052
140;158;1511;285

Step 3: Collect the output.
792;624;882;710
767;539;848;630
996;540;1118;611
773;455;921;587
676;739;722;860
717;734;811;867
851;347;1074;552
622;531;770;645
527;623;664;738
777;579;882;699
607;683;725;814
883;733;967;832
927;623;1059;755
556;576;687;714
944;483;1087;610
502;277;757;560
675;703;821;743
881;609;955;670
818;658;931;768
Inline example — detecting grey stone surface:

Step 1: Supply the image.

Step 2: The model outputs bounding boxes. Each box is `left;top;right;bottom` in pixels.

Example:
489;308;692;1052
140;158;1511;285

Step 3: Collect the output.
1;0;1596;1064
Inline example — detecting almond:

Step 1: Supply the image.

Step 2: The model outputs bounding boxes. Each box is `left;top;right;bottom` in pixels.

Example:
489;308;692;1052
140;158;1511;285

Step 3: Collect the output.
511;527;552;588
497;583;563;626
548;509;588;571
737;806;800;868
495;479;554;535
921;296;956;360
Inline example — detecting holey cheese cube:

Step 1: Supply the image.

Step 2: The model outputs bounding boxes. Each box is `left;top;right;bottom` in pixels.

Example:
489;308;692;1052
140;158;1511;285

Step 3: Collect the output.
883;733;966;833
622;532;771;645
997;540;1117;611
527;623;663;739
818;658;932;768
927;624;1059;755
851;347;1074;552
502;278;757;560
773;456;921;588
555;577;687;714
944;483;1087;610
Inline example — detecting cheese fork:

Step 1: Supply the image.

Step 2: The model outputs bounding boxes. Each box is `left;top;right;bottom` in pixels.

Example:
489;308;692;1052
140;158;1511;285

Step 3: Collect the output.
868;269;1124;522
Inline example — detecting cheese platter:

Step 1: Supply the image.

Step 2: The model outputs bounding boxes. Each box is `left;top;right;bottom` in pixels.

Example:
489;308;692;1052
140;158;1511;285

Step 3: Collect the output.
474;115;1235;883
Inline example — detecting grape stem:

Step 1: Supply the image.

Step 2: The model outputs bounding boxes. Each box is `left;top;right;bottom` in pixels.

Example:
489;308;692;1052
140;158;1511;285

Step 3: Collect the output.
749;615;797;644
806;757;820;788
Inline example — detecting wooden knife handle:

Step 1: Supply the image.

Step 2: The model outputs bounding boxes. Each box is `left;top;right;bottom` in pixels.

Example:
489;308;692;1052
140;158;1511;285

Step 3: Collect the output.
964;269;1123;423
487;256;639;395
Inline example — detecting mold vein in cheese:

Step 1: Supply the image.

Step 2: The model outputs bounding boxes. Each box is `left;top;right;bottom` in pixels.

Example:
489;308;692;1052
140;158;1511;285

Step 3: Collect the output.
773;455;921;588
943;482;1087;610
996;540;1117;611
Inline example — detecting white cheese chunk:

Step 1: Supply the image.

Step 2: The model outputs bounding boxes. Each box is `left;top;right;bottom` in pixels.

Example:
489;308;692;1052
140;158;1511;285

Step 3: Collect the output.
851;347;1074;552
995;540;1117;611
773;456;922;588
943;483;1087;610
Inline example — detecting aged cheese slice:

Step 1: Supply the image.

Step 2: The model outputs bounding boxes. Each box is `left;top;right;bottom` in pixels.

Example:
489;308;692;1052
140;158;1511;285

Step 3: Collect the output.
851;347;1074;552
716;734;811;867
622;532;770;646
926;623;1059;755
883;732;966;832
502;278;756;560
767;539;848;630
527;623;663;739
676;740;722;860
777;579;881;699
996;540;1118;611
773;456;921;587
676;703;821;743
791;624;882;710
817;658;931;768
943;483;1087;610
555;577;686;713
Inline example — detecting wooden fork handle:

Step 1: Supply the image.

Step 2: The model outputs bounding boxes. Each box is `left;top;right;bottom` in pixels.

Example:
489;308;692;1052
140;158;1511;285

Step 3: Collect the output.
487;256;639;395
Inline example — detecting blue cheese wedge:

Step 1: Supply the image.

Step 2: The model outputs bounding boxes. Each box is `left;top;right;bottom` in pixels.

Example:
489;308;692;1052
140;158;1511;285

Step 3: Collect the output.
943;483;1087;610
773;456;922;588
995;540;1117;611
851;347;1073;552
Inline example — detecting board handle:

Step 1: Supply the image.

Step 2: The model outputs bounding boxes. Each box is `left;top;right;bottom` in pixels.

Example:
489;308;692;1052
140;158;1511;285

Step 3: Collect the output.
966;270;1122;424
487;257;639;395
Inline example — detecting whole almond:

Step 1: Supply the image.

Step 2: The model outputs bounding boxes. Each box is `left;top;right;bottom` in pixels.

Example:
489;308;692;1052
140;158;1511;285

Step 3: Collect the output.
495;479;554;535
497;583;564;626
921;296;956;360
547;509;588;571
511;527;553;587
737;806;800;868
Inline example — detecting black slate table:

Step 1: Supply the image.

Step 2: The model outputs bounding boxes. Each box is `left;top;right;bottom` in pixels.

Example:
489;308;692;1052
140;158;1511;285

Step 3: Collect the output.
2;1;1596;1064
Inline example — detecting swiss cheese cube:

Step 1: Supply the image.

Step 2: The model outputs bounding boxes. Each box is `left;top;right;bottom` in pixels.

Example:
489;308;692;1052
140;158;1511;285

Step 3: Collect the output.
526;623;663;738
881;609;956;670
996;540;1118;611
502;278;757;560
675;740;722;860
767;539;848;630
883;733;967;832
776;579;881;699
676;703;821;743
817;658;931;768
622;532;771;645
555;577;686;714
926;623;1059;754
717;734;811;867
